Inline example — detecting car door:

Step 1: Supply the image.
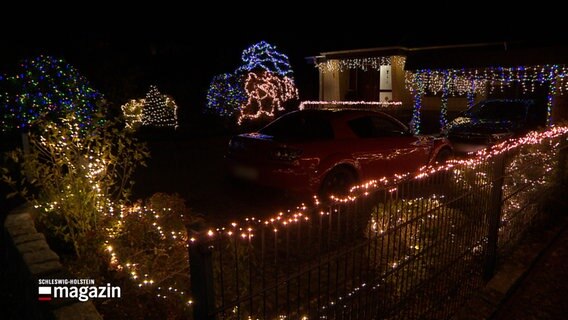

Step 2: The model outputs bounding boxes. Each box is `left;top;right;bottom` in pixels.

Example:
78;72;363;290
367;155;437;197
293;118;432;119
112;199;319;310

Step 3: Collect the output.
348;115;431;179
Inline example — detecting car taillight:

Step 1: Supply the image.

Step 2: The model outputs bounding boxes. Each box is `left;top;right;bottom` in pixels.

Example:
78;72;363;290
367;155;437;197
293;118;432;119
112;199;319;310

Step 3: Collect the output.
272;148;302;161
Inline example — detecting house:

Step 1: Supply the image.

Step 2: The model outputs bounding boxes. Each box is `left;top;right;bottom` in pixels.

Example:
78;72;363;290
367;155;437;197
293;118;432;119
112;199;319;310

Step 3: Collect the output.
310;42;568;133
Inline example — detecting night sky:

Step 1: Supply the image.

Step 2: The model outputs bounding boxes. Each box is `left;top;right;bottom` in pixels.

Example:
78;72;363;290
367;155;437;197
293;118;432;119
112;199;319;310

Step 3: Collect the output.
0;26;559;129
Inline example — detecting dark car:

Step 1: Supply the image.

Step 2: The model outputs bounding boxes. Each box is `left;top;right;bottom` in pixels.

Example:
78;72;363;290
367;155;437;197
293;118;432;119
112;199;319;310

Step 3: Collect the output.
445;99;546;154
226;109;452;198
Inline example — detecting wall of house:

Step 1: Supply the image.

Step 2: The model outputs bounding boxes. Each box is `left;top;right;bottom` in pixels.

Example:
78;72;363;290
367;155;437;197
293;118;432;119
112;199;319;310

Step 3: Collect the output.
392;56;413;107
320;67;341;101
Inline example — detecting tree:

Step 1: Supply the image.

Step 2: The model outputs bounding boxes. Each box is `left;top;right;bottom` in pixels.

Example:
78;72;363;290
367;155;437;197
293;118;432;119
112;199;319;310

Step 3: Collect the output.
206;41;299;125
0;55;103;131
205;73;247;120
237;41;294;77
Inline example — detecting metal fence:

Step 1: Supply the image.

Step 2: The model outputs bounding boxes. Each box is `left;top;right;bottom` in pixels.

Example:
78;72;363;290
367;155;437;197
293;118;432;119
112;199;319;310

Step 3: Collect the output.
189;129;568;320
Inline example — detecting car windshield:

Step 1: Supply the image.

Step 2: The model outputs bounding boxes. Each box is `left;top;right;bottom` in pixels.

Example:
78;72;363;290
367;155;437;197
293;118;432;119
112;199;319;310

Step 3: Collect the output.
465;100;528;121
259;112;334;141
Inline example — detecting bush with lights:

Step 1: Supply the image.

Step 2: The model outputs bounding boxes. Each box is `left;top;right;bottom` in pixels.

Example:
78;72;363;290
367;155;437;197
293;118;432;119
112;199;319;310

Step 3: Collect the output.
206;41;299;126
121;85;179;130
0;55;103;132
1;112;149;260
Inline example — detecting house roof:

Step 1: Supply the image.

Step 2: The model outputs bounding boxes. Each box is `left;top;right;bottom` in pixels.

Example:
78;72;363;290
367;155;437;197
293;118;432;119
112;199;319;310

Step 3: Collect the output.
318;46;409;60
311;42;568;70
405;42;568;70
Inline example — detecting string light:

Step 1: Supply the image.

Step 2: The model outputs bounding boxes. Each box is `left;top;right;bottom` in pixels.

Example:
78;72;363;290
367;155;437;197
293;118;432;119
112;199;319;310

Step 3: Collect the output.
237;41;294;77
207;41;299;124
187;125;567;243
298;100;402;110
104;203;192;310
409;75;424;134
238;71;298;124
140;85;179;129
205;73;247;119
406;64;568;130
316;57;391;73
440;70;449;130
0;55;102;131
121;99;145;129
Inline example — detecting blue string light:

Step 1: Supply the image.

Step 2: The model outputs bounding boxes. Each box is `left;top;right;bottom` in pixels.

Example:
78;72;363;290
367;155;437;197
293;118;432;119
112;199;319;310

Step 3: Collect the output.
205;73;247;119
0;55;102;131
206;41;298;123
237;41;294;77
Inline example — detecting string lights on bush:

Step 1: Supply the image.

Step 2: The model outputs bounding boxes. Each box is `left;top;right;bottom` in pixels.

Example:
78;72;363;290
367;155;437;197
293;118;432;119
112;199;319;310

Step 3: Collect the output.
238;71;298;124
237;41;294;77
0;55;102;131
104;203;193;309
205;73;247;119
133;85;178;129
121;99;145;130
206;41;299;125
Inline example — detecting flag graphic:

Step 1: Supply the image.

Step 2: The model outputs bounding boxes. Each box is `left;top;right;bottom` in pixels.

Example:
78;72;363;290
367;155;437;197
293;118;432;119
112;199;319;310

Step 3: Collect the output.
38;286;52;301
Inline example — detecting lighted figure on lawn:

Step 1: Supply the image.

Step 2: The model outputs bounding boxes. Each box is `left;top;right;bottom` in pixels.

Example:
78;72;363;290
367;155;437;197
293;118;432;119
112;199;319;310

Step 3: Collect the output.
239;71;298;124
206;41;299;125
0;55;102;131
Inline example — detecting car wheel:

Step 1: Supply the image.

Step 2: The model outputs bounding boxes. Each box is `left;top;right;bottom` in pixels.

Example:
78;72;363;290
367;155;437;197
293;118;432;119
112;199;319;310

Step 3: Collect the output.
434;148;453;164
319;166;358;199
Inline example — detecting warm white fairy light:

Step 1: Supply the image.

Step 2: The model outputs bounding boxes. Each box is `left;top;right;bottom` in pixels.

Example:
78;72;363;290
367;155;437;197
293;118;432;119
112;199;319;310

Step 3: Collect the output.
141;85;179;129
187;125;567;244
121;99;145;129
103;203;192;310
299;100;402;110
406;64;568;130
238;71;298;125
317;57;391;73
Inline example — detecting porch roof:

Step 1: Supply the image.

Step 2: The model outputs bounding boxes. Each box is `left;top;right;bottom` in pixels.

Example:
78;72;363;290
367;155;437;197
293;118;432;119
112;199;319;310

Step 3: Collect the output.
316;46;409;62
311;42;568;70
405;42;568;70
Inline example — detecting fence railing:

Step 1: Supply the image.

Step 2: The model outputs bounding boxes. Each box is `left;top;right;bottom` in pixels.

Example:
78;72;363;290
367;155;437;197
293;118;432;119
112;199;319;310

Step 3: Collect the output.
188;127;568;320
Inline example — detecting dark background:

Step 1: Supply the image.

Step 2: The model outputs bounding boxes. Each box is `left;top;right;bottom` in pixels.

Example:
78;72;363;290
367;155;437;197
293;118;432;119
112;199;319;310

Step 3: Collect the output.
1;26;554;131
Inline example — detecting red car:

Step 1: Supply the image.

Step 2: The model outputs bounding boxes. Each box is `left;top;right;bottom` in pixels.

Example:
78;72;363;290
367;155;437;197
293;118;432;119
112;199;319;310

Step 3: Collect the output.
226;109;452;197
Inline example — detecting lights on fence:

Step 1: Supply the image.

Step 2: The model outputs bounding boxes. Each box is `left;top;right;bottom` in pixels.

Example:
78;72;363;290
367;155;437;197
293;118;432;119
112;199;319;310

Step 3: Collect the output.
185;125;567;245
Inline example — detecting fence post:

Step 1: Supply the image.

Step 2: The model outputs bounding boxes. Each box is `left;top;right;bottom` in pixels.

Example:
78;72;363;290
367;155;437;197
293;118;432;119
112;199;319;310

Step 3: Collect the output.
188;229;216;320
484;152;506;280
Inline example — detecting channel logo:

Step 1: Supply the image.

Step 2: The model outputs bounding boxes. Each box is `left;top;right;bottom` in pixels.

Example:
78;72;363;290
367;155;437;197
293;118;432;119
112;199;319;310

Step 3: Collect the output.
38;279;121;302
